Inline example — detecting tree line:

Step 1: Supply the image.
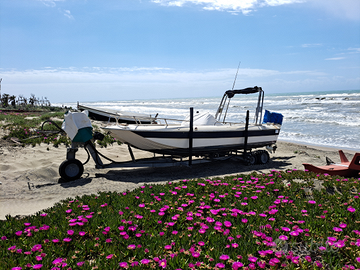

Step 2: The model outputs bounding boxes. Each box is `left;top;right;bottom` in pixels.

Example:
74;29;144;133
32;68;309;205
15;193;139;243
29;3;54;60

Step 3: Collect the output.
0;93;51;109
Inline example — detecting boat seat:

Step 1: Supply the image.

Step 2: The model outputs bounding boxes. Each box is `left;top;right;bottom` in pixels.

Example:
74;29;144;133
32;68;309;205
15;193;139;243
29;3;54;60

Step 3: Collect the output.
181;112;223;126
349;153;360;171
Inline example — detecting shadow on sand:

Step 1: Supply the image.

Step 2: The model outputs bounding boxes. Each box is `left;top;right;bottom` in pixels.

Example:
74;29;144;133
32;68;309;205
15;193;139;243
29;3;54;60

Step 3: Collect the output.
93;155;295;184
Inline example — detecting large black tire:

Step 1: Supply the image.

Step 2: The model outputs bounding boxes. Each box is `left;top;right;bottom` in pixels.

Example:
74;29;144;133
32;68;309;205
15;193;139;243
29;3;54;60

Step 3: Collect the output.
256;150;270;164
245;152;257;166
59;159;84;182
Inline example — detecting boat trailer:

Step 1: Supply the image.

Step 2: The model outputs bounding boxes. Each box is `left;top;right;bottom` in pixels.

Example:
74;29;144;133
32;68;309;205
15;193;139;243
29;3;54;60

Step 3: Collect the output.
58;108;276;182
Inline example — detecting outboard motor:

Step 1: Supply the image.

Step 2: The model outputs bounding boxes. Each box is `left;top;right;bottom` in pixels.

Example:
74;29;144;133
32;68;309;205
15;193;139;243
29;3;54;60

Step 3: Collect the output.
59;110;101;182
62;110;93;143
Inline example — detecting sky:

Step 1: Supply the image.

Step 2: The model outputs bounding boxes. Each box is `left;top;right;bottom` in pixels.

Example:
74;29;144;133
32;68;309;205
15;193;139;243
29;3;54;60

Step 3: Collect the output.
0;0;359;103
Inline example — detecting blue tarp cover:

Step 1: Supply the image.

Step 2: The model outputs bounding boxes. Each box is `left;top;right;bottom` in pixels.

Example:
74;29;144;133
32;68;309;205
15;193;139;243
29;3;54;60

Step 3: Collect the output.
263;110;283;125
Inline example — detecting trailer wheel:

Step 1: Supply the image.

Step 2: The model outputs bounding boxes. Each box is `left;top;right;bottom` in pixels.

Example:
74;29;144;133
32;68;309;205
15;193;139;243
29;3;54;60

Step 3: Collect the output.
256;150;270;164
245;153;256;166
59;159;84;182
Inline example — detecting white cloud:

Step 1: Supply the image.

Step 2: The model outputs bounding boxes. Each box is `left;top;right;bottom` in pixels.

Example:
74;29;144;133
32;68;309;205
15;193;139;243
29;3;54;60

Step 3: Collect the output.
302;43;322;48
38;0;74;19
348;48;360;54
152;0;360;20
152;0;304;14
325;57;346;61
38;0;65;8
263;0;303;6
0;66;335;102
307;0;360;21
62;10;74;19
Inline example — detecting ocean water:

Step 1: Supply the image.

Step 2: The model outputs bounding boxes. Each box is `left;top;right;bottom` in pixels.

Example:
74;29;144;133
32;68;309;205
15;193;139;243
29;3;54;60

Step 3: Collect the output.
55;90;360;151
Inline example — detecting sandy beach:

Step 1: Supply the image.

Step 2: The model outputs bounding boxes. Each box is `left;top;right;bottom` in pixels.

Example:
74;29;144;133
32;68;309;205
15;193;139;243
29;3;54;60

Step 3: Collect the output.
1;139;357;220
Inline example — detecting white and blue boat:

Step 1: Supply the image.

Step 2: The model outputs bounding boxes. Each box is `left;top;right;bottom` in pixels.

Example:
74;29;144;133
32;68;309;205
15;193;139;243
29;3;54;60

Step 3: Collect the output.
102;86;283;162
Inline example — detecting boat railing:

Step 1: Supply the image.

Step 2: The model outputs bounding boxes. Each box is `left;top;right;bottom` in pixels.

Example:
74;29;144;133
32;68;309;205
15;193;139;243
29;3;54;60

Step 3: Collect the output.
114;114;246;127
114;114;188;126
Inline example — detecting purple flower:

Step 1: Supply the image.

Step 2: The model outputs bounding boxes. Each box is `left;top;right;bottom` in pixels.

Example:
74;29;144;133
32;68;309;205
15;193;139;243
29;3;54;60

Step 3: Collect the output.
31;244;42;252
308;200;316;204
232;262;244;269
119;262;128;268
224;221;232;227
35;256;43;261
290;231;299;236
220;254;230;260
334;240;345;248
32;265;42;269
248;256;258;263
291;256;300;264
52;258;63;265
192;252;200;258
269;258;280;265
159;259;167;269
141;259;150;264
215;263;225;268
257;261;266;268
347;206;356;212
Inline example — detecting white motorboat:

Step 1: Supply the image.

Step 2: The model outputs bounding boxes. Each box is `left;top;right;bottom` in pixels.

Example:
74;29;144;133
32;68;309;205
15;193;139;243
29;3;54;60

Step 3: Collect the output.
102;86;283;161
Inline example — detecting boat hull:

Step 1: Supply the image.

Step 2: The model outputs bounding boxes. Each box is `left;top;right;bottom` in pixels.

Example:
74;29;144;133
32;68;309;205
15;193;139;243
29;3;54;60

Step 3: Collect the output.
103;124;280;156
78;104;152;124
302;164;359;177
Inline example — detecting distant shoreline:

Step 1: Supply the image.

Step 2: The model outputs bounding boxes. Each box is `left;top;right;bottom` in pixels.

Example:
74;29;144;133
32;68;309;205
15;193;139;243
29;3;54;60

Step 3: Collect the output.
278;139;358;153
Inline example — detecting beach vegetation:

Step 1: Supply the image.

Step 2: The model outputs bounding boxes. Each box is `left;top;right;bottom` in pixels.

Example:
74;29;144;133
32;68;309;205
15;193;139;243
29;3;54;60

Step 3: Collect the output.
0;170;359;269
0;93;54;109
0;110;120;148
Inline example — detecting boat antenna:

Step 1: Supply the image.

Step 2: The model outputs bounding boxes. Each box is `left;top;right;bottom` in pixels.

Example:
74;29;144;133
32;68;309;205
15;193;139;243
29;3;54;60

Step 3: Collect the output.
222;61;241;122
232;61;241;90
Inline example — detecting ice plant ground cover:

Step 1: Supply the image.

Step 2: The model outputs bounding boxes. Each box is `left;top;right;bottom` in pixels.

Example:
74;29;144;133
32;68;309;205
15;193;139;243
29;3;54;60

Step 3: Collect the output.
1;170;359;269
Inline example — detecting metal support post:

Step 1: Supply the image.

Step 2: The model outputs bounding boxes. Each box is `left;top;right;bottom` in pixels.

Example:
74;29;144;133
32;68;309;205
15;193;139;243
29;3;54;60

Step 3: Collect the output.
85;142;104;168
189;107;194;166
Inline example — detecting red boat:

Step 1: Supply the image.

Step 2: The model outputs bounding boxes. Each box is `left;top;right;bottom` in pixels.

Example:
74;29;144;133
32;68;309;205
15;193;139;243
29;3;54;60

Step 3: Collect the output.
303;150;360;177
